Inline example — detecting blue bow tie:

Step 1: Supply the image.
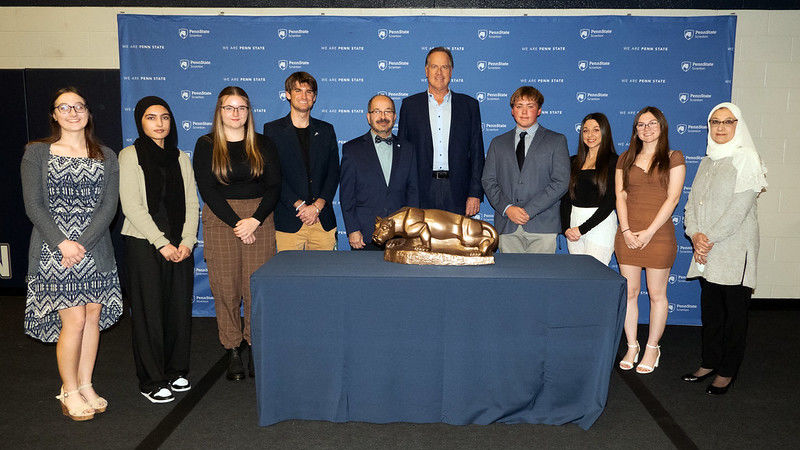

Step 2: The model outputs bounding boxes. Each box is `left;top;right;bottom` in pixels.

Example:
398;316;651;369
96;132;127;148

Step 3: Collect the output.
375;135;393;145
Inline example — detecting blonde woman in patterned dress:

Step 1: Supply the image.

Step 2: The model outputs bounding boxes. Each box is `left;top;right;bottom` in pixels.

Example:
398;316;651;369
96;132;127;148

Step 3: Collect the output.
21;87;122;421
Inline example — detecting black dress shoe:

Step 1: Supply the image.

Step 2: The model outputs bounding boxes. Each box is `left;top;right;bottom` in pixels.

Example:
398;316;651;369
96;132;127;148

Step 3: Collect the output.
226;348;245;381
247;344;255;378
681;370;716;383
706;377;734;395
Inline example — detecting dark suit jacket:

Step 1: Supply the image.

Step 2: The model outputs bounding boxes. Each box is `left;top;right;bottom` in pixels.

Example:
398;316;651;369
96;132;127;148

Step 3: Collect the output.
263;114;339;232
397;91;484;214
481;125;570;234
339;132;419;245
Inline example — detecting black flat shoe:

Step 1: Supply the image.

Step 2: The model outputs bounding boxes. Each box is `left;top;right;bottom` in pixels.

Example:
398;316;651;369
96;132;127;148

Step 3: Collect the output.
706;377;734;395
226;348;245;381
681;369;716;383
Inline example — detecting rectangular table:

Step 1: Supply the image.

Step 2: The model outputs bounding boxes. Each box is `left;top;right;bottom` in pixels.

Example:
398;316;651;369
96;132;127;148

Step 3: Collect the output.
251;251;626;430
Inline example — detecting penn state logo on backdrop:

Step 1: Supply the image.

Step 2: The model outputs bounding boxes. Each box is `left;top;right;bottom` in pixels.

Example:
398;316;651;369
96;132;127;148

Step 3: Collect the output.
181;90;190;101
476;92;486;102
278;29;287;40
578;60;588;71
679;93;689;104
681;61;692;72
478;29;488;40
477;61;487;71
178;28;188;40
278;91;287;101
575;123;582;133
179;59;189;70
672;215;681;225
576;92;586;102
579;29;589;39
182;121;191;131
481;122;487;132
676;124;687;134
669;274;677;285
378;60;388;71
684;29;695;40
377;90;388;96
378;29;388;40
668;303;676;313
278;60;288;71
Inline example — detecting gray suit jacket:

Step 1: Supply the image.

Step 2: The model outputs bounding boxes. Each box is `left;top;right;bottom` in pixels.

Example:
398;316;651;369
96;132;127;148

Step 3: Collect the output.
481;125;570;234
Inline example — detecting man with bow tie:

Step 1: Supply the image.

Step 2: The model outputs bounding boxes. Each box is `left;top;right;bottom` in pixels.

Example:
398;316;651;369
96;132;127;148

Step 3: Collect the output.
481;86;570;253
340;94;419;250
264;71;340;251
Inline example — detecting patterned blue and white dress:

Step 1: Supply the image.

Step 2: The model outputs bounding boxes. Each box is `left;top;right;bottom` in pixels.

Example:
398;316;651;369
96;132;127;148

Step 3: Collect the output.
24;154;123;343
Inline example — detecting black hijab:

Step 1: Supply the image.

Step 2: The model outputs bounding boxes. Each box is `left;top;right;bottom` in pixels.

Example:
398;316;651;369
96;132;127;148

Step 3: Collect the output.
133;96;185;245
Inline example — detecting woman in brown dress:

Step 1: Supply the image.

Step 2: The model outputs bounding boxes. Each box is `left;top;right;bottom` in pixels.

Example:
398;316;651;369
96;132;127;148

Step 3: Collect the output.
193;86;281;381
614;106;685;374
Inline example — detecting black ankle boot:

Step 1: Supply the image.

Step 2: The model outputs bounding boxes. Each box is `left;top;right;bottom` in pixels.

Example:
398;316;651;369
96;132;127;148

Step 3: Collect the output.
247;344;255;378
226;348;245;381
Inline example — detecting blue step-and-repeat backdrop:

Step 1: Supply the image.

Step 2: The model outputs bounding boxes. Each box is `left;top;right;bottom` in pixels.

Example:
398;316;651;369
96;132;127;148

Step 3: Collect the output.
118;14;735;325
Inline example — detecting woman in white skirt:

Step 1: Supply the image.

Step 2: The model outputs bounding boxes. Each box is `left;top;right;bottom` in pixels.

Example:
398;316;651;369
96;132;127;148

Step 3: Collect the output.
560;112;618;264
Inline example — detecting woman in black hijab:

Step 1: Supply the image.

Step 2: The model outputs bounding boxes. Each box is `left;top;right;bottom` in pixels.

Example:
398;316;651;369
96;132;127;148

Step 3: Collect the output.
119;96;200;403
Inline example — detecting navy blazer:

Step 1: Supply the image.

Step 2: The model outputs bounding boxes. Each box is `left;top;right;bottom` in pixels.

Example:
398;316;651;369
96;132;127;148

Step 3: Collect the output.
397;91;485;214
339;132;419;245
263;114;340;233
481;125;570;234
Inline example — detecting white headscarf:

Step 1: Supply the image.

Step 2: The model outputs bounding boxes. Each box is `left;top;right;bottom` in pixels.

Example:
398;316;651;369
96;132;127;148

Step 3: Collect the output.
706;102;767;194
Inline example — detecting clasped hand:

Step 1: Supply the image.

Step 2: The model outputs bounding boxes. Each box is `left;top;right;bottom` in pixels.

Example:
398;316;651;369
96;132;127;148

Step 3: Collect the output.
506;206;530;225
565;227;581;242
691;232;714;264
622;228;655;250
234;217;261;244
296;203;320;226
58;240;86;268
159;244;193;262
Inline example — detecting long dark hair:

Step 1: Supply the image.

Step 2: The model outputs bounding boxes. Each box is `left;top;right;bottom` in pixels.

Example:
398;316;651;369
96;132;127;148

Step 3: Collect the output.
618;106;671;190
569;112;616;200
208;86;263;184
34;86;104;160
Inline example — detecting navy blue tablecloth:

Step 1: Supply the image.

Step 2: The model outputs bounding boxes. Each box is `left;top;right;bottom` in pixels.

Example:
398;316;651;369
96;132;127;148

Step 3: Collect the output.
251;251;626;430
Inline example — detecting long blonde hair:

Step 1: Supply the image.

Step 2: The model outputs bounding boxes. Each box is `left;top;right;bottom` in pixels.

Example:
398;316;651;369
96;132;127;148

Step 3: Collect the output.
209;86;263;184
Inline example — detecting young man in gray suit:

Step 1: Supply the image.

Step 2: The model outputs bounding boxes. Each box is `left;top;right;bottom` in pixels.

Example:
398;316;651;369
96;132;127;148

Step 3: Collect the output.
481;86;570;253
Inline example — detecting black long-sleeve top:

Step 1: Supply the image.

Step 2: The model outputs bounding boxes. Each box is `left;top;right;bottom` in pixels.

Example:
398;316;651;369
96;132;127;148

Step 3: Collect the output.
560;153;617;235
193;133;281;228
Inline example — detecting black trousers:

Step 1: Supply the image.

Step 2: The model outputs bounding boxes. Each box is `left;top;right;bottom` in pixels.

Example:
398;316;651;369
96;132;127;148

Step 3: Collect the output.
700;278;751;377
125;237;194;392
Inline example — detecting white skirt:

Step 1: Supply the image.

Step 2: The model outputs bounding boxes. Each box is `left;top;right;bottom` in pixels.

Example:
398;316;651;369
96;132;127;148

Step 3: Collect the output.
567;206;617;265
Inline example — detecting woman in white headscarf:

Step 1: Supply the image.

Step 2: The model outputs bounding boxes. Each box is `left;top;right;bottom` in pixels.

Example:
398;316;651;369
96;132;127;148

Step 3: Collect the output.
681;102;767;395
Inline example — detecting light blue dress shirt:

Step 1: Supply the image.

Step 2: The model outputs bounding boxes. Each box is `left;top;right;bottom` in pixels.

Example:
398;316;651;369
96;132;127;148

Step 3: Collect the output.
428;90;452;171
371;131;393;186
503;123;540;216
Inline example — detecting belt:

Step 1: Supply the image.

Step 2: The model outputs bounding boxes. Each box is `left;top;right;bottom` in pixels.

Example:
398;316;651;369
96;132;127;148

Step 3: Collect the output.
432;170;449;179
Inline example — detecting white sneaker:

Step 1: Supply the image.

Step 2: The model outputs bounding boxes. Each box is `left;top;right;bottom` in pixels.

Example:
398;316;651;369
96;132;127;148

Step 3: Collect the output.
141;387;175;403
170;377;191;392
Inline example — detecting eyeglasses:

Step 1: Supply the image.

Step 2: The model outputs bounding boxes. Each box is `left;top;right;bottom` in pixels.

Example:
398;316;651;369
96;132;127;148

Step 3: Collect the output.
54;103;87;114
426;64;452;72
636;121;659;130
221;105;249;113
709;119;738;127
369;110;395;116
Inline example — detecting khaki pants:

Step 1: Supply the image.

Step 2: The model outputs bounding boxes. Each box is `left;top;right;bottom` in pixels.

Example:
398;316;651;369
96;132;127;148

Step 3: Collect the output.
276;222;336;252
498;225;557;254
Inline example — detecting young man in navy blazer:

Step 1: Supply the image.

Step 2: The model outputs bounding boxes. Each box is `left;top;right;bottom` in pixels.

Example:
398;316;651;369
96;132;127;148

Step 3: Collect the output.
263;71;340;251
397;46;484;217
340;94;419;250
481;86;570;253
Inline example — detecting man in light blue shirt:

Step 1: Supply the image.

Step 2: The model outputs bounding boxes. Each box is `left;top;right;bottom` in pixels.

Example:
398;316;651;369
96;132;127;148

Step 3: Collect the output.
481;86;570;253
340;95;419;250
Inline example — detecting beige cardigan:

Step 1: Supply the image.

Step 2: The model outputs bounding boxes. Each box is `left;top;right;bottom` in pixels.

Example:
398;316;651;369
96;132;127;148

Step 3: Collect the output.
119;144;199;249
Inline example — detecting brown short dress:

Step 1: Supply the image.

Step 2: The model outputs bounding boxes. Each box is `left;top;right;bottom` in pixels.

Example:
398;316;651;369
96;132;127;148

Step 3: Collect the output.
614;150;685;269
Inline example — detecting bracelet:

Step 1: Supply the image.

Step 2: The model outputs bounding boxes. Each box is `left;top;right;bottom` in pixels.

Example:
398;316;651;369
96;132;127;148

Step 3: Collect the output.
313;205;320;214
295;201;306;211
621;228;630;234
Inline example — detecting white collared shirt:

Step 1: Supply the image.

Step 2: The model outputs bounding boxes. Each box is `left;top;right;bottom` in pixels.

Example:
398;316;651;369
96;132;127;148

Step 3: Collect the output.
370;130;393;186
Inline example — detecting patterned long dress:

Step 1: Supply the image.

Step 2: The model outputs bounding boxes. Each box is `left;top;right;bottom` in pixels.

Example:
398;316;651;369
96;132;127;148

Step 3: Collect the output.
24;154;123;343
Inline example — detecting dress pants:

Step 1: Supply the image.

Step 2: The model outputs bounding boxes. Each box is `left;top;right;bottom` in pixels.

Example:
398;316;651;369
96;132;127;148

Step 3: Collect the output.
499;226;558;254
275;222;336;252
125;236;194;393
203;199;276;349
427;178;463;215
700;278;751;377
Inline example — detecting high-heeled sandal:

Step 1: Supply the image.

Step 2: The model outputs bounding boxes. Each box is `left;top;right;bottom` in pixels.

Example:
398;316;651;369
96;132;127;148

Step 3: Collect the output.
636;344;661;374
78;383;107;413
619;341;640;370
56;387;95;421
